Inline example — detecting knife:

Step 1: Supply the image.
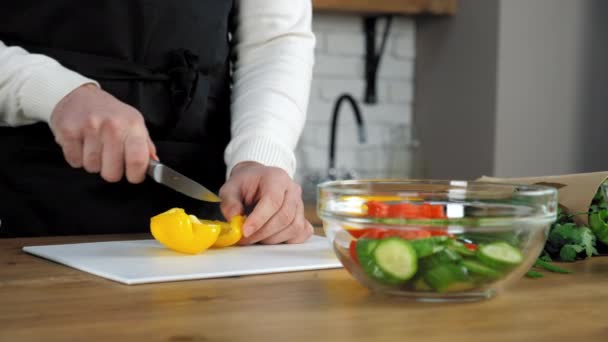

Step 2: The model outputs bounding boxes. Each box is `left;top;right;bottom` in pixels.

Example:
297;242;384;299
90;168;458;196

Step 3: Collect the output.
147;159;221;202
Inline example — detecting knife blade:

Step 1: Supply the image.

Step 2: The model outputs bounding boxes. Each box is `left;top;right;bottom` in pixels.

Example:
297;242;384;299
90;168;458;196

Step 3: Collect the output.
147;159;221;202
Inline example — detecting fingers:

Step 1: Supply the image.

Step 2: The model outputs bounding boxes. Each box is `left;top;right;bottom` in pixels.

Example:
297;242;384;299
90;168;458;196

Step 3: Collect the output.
261;221;313;245
259;201;314;245
239;184;301;245
219;182;245;222
124;131;149;184
59;119;151;184
100;119;126;183
99;117;152;184
60;137;84;168
287;221;314;244
241;187;286;238
54;120;84;168
285;195;314;244
82;135;102;173
49;85;153;183
222;164;313;246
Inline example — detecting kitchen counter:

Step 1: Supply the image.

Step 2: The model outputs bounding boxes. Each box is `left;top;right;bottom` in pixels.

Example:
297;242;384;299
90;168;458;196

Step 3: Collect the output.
1;235;607;341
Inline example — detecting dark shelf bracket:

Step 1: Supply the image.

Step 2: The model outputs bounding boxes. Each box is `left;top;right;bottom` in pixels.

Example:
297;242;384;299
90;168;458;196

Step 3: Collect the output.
364;15;393;104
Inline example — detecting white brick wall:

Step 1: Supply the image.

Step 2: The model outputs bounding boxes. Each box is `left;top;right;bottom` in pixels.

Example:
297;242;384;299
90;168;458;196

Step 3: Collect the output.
297;14;416;196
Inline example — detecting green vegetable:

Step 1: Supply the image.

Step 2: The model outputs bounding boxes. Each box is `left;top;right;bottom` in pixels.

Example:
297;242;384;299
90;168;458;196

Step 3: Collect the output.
420;249;462;270
410;236;447;258
357;238;379;257
533;259;571;274
412;276;432;291
526;252;573;279
545;222;597;262
525;270;544;278
423;264;474;293
357;237;418;285
352;234;530;291
589;209;608;246
477;242;523;270
462;259;502;280
586;181;608;242
460;231;521;247
447;240;476;257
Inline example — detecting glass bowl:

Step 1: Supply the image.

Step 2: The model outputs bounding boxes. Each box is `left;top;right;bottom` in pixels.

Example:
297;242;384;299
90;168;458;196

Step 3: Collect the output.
317;179;557;302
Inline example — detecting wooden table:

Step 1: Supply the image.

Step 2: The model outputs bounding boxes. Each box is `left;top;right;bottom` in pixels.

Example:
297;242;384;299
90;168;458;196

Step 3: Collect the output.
1;234;607;341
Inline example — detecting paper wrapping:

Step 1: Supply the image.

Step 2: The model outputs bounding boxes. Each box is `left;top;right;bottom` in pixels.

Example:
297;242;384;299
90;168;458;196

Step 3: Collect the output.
479;171;608;226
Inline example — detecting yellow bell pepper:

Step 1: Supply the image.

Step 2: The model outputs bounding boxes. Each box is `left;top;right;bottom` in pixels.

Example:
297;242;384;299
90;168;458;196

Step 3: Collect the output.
213;215;244;248
150;208;221;254
150;208;245;254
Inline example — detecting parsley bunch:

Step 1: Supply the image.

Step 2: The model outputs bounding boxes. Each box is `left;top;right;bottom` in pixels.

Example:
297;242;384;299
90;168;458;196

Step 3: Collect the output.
544;208;598;262
527;181;608;278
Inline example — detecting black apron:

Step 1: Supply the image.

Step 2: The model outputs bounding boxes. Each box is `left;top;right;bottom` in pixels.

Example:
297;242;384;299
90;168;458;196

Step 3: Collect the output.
0;1;234;237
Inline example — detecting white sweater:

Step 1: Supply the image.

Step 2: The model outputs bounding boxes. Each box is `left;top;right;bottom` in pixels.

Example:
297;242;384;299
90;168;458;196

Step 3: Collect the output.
0;0;314;178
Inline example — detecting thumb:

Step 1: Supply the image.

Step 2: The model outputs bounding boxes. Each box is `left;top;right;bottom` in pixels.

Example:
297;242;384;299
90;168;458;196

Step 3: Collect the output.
219;183;245;221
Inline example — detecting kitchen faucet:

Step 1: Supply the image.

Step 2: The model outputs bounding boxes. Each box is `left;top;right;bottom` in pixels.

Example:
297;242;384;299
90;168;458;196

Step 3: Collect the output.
328;93;366;180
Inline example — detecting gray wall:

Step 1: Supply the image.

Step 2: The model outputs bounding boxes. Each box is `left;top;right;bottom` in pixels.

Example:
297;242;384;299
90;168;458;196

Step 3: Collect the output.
415;0;608;179
494;0;608;177
414;0;500;180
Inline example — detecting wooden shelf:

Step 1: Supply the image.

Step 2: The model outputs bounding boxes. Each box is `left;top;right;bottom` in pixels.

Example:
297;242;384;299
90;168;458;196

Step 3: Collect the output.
313;0;457;15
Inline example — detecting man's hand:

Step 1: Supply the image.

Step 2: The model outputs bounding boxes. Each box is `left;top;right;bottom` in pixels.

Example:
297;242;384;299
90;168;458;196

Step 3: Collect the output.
219;161;313;245
50;84;156;183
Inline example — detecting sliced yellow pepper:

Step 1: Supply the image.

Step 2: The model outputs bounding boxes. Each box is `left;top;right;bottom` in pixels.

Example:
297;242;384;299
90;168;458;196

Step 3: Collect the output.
150;208;221;254
213;215;244;248
150;208;246;254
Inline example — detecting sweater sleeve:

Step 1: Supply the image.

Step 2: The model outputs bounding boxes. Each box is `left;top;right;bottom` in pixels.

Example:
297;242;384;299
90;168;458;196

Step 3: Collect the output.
0;40;98;127
224;0;315;179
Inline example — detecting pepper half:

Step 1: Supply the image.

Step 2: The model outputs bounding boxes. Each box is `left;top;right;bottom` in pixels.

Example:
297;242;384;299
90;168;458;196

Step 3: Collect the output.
150;208;221;254
213;215;245;248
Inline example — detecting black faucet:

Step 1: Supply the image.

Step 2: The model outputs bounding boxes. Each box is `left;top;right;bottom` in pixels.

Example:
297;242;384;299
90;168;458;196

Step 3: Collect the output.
328;93;367;180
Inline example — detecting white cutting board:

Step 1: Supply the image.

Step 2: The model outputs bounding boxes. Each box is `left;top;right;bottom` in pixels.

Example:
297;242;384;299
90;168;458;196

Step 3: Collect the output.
22;235;342;285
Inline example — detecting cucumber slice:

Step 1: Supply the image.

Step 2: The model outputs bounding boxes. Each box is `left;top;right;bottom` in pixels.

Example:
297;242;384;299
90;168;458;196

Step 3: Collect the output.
358;237;418;285
462;259;502;280
424;264;474;293
373;238;418;282
477;242;523;269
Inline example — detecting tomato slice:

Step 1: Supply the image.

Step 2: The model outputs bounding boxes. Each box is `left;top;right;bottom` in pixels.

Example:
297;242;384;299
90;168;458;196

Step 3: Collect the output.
366;201;447;219
387;203;420;218
365;201;390;217
357;228;431;240
349;240;359;265
426;229;454;237
430;205;446;218
464;243;478;251
358;228;388;240
420;203;433;218
384;229;432;240
346;228;384;239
